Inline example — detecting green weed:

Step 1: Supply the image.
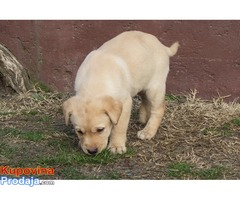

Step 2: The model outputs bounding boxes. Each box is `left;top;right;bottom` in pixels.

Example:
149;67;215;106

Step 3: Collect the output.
40;148;134;166
165;94;186;103
231;118;240;126
0;143;19;159
0;128;45;141
196;167;225;180
0;111;17;116
60;166;121;180
167;162;225;179
167;162;193;178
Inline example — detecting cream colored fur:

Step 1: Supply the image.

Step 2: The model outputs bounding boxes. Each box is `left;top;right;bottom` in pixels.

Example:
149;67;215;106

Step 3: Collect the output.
63;31;179;155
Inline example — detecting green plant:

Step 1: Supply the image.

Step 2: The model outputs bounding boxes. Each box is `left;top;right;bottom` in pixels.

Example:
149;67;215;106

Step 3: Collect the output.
196;167;225;180
167;162;193;178
231;118;240;126
167;162;225;179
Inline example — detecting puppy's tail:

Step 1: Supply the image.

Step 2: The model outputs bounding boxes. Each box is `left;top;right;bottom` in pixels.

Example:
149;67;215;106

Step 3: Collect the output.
166;41;179;57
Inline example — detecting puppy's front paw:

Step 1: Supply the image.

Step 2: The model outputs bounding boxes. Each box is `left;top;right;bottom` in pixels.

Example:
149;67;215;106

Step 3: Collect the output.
137;129;155;140
108;143;127;154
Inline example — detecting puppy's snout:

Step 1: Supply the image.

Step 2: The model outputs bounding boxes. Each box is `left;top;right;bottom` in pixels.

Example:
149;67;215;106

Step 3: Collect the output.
87;148;98;155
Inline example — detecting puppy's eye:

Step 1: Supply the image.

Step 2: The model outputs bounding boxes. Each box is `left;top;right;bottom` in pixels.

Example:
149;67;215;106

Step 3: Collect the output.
76;130;83;135
97;127;104;133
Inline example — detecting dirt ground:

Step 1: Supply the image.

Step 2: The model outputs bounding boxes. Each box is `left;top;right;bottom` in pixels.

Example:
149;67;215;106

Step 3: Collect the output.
0;87;240;179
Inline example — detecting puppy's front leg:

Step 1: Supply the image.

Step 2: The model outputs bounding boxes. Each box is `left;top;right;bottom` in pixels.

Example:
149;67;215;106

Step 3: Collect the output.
108;96;132;154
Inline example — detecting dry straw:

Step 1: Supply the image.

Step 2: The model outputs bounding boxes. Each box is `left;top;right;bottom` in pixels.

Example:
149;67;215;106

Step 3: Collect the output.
1;87;240;179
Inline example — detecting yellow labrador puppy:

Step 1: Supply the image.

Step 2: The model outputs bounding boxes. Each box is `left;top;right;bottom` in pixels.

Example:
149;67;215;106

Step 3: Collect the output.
63;31;179;155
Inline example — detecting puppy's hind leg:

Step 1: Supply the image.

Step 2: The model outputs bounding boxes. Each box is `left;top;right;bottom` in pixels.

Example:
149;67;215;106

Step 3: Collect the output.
137;86;166;140
138;92;150;124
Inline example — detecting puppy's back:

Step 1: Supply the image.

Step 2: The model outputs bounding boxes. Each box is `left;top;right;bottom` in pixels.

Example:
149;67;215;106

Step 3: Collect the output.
99;31;176;93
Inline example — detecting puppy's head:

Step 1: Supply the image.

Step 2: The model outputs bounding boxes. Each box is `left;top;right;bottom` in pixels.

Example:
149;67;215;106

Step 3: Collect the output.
62;96;122;155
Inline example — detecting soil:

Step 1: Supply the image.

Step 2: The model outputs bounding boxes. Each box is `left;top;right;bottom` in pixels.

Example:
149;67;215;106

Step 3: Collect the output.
0;89;240;179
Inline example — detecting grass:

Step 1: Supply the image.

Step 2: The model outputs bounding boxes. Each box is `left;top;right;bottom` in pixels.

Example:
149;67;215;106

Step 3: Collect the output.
197;167;225;179
207;117;240;137
167;162;193;179
61;166;121;179
167;162;226;179
31;80;53;93
23;110;39;116
40;148;135;166
61;167;92;179
0;116;135;179
0;87;240;179
231;118;240;126
0;143;19;158
0;128;45;142
0;111;17;116
165;94;186;103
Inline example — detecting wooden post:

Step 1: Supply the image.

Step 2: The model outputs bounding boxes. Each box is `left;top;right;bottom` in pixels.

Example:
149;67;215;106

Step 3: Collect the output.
0;44;32;94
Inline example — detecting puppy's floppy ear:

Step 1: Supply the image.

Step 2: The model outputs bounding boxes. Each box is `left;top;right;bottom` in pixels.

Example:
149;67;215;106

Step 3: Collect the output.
102;96;123;125
62;97;75;126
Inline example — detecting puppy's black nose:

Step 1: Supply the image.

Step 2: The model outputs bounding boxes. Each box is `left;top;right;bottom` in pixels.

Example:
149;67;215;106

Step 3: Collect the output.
87;148;98;155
